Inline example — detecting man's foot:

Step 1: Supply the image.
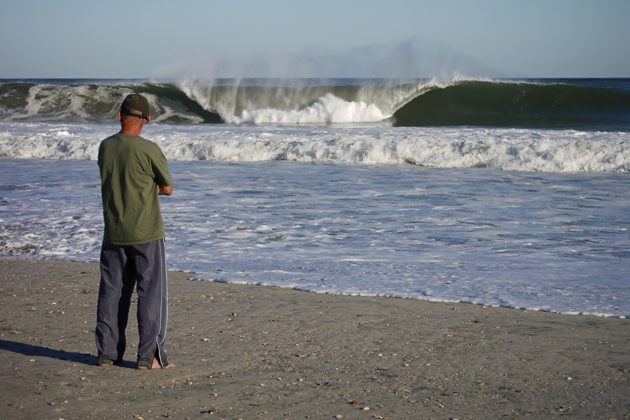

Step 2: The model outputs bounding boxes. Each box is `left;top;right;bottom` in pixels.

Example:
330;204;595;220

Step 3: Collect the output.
137;357;175;370
97;355;113;367
152;357;175;369
97;355;123;367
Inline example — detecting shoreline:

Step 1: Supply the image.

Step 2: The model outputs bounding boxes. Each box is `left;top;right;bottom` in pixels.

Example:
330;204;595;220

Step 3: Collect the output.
4;256;627;320
1;258;629;419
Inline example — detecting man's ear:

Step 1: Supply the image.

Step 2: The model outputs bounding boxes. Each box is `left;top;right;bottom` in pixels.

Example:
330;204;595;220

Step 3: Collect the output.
118;111;123;122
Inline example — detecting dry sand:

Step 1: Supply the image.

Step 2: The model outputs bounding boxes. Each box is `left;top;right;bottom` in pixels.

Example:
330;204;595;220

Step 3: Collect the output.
1;258;629;419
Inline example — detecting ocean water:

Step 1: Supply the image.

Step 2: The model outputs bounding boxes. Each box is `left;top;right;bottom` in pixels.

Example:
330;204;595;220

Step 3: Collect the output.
1;78;629;317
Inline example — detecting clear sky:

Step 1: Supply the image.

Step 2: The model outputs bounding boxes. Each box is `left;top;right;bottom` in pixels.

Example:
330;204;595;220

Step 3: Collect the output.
1;0;629;79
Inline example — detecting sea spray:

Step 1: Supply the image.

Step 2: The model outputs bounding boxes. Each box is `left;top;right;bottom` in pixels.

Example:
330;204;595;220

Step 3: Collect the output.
177;77;450;123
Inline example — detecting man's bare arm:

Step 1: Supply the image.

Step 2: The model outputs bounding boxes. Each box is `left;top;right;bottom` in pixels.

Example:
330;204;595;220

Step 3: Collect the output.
158;183;173;196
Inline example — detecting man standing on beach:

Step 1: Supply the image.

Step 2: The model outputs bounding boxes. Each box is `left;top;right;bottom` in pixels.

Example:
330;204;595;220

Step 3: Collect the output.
96;93;174;370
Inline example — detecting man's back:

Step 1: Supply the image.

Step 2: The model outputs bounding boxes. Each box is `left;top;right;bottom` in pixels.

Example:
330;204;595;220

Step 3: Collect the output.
98;133;172;245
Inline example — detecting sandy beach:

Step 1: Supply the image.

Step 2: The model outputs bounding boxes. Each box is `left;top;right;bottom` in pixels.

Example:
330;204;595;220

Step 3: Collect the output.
1;258;628;419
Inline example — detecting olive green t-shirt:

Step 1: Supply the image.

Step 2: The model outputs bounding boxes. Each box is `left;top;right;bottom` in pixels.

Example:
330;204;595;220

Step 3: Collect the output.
98;134;172;245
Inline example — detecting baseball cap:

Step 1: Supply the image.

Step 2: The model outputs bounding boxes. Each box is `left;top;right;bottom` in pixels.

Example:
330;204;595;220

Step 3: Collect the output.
120;94;150;120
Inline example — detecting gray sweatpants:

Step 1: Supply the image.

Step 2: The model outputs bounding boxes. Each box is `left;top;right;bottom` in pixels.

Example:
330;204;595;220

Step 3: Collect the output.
96;238;169;367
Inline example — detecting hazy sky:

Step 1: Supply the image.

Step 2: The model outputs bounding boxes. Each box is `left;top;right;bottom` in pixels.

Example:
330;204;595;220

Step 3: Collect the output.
1;0;629;79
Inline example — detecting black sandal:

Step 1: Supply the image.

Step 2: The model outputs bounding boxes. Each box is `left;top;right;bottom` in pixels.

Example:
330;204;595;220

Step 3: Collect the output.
98;355;123;367
97;355;113;367
136;357;153;370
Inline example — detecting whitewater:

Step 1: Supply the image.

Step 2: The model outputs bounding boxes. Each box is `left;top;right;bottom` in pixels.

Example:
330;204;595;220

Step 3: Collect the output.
1;122;629;172
1;78;629;317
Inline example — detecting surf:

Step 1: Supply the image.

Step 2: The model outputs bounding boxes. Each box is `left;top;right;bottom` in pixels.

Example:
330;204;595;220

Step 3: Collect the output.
1;77;629;131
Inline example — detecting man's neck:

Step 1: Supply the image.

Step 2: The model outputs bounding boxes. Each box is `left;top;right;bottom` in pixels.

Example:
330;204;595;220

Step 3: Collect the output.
119;125;143;136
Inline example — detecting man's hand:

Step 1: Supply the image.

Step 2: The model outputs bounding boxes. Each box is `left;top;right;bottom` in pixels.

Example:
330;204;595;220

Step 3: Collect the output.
158;183;173;196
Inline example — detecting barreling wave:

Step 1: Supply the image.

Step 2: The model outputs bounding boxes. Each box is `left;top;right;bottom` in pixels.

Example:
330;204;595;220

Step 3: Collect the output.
393;79;630;131
1;78;629;130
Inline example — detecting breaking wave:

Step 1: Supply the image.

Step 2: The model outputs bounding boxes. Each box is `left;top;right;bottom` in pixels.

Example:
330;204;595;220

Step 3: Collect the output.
1;122;629;173
1;77;629;130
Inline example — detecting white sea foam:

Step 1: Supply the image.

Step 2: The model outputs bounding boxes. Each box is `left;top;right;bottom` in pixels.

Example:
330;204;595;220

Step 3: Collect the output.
1;122;629;173
1;158;629;317
228;93;387;124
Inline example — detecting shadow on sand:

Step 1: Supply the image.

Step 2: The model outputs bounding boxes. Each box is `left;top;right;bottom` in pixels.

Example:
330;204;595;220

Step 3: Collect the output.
0;339;136;369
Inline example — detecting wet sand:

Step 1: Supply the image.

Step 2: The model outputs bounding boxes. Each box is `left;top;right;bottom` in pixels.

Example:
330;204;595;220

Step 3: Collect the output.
1;258;629;419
